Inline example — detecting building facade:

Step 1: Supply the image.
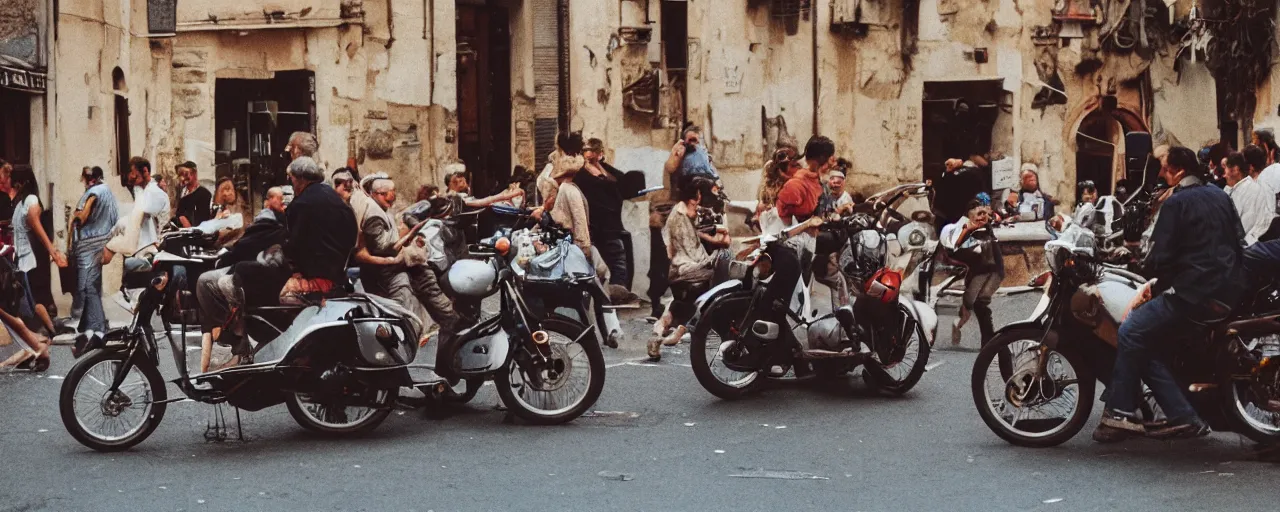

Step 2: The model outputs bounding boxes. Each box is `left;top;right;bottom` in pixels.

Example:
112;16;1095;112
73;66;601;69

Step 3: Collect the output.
8;0;1279;300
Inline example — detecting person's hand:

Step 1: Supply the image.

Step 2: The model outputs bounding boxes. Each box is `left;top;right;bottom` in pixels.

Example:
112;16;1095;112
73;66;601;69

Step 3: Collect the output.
179;216;192;228
671;141;687;160
716;233;732;247
806;217;825;229
217;210;230;219
531;207;545;221
52;251;68;268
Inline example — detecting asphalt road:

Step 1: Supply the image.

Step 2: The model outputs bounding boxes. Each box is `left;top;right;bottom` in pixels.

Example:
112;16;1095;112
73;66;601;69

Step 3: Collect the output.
1;292;1273;512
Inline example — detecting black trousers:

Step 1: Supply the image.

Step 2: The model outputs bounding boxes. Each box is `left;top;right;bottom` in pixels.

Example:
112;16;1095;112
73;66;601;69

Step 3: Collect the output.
647;226;671;317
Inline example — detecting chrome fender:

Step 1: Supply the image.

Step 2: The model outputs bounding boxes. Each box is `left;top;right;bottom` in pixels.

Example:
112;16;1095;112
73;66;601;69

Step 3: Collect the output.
899;296;938;346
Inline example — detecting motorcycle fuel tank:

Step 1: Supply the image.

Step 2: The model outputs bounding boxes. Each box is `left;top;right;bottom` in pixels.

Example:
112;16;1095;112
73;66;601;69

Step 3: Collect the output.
448;259;499;297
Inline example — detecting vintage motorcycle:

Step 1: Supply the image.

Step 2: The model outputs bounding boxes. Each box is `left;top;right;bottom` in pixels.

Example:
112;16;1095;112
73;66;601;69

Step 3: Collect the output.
687;199;936;400
970;220;1280;447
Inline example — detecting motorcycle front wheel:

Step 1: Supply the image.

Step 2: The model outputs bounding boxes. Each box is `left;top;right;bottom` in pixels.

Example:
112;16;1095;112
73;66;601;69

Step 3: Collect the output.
60;349;168;452
286;387;397;435
495;316;604;425
970;327;1095;448
690;294;762;400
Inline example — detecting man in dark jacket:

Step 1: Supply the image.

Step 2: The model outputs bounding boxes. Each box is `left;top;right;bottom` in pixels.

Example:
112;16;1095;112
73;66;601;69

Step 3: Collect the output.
1093;146;1246;443
576;138;642;288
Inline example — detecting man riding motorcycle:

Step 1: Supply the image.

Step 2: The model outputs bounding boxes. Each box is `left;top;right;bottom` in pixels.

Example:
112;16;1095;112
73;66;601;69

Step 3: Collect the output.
1092;146;1247;442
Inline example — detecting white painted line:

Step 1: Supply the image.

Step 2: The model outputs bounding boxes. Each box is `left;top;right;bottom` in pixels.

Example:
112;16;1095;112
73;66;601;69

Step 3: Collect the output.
925;361;946;371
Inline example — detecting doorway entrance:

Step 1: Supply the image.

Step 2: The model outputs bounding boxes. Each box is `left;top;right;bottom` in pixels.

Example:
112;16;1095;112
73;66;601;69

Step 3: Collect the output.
456;2;512;198
213;71;316;212
0;88;31;165
1074;107;1146;202
921;80;1003;189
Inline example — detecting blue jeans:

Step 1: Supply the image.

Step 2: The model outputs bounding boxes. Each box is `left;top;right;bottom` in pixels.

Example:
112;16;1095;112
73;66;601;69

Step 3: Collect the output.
1244;239;1280;280
76;253;106;333
1104;294;1198;422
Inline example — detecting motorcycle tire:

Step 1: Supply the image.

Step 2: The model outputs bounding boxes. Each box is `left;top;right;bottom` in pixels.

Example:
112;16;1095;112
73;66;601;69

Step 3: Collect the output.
862;303;931;396
970;327;1096;448
1221;377;1280;445
60;349;168;452
495;315;605;425
286;387;398;436
690;294;763;400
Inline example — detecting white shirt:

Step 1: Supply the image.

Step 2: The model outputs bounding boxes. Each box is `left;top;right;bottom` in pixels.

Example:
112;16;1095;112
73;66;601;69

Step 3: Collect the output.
1258;163;1280;200
135;180;170;251
1227;175;1276;245
11;195;40;272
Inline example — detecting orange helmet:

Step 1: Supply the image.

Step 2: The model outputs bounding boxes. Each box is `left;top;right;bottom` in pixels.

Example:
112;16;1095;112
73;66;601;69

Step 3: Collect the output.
864;269;902;304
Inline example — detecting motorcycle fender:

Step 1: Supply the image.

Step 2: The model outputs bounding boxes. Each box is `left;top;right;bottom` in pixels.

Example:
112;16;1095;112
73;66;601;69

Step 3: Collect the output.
993;322;1059;350
898;297;938;346
689;279;744;327
351;318;417;366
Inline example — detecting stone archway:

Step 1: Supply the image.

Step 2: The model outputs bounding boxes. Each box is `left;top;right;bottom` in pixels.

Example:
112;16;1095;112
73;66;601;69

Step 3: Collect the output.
1070;104;1148;201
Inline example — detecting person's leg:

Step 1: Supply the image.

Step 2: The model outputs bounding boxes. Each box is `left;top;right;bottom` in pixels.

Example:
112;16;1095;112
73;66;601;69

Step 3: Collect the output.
123;257;152;274
647;226;670;318
1244;239;1280;282
973;272;1002;347
597;236;630;287
0;307;49;367
1096;295;1201;441
407;265;465;377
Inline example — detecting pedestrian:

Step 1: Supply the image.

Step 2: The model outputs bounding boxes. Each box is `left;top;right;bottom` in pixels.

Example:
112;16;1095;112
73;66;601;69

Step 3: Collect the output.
576;137;631;288
210;177;248;246
941;195;1004;347
70;166;119;356
1016;164;1057;221
648;177;730;361
0;256;53;371
932;158;984;232
0;159;15;224
1222;148;1274;245
9;166;69;337
105;158;169;273
285;131;319;160
174;161;212;229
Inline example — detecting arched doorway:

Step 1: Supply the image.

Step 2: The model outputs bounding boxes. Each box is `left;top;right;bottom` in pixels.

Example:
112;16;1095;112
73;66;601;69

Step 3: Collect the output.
1074;106;1146;202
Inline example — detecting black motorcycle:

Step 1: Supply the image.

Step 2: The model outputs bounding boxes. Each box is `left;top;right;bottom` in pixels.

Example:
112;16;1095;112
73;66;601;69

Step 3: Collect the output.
970;231;1280;447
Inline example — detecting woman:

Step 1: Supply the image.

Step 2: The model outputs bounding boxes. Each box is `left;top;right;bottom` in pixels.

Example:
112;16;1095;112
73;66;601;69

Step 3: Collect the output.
755;146;797;230
648;177;731;361
1016;165;1058;221
9;167;67;340
941;196;1004;348
211;177;247;246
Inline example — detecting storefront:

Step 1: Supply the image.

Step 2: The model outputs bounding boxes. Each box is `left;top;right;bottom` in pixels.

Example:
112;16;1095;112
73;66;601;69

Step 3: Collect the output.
0;0;49;165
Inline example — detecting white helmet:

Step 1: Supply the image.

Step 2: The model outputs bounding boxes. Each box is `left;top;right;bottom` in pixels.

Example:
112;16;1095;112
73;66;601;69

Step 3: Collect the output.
447;260;498;297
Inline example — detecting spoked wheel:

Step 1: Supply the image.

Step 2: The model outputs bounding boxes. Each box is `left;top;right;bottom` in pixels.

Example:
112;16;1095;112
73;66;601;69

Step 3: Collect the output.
971;328;1095;448
286;387;397;435
863;303;931;395
1223;355;1280;444
59;349;168;452
495;316;605;425
690;294;762;400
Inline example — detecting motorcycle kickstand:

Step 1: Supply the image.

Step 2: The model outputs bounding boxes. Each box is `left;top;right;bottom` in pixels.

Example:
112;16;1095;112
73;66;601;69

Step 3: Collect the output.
204;403;247;443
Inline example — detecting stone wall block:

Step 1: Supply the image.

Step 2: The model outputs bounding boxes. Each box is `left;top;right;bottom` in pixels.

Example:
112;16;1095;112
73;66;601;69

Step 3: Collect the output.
172;68;207;84
172;50;208;69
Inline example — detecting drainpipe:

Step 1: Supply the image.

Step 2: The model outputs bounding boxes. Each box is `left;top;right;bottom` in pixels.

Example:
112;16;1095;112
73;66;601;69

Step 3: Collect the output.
427;0;434;104
811;4;820;136
558;0;571;133
385;0;396;49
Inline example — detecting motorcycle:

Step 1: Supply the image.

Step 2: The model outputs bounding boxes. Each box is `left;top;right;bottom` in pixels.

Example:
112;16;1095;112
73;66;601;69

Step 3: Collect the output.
686;199;935;400
970;218;1280;447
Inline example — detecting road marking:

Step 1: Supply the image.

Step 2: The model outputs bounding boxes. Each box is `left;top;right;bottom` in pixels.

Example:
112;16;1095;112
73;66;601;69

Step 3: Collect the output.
925;361;946;371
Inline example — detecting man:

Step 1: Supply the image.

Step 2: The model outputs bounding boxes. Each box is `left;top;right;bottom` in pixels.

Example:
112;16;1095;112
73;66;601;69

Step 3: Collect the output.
933;157;984;231
776;136;832;224
1224;146;1276;245
174;161;212;228
662;124;719;187
222;157;356;361
70;166;119;356
821;160;856;216
122;158;170;273
764;136;836;312
576;138;632;288
445;170;523;208
260;186;287;223
286;131;319;160
1093;146;1245;443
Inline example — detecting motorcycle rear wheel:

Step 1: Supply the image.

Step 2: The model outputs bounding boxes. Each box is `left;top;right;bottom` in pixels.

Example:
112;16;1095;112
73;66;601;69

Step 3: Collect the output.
286;388;397;435
495;316;604;425
60;349;168;452
862;303;931;395
1223;376;1280;444
971;327;1095;448
690;295;762;400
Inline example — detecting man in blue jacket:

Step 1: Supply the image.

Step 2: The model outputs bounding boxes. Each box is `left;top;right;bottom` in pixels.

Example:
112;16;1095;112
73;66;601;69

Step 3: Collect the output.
1094;146;1246;442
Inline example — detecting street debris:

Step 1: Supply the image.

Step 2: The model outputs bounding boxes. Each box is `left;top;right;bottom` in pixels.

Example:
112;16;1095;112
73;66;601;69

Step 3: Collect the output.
597;471;634;482
729;468;830;480
714;450;726;454
683;422;697;427
775;426;787;429
1042;498;1063;504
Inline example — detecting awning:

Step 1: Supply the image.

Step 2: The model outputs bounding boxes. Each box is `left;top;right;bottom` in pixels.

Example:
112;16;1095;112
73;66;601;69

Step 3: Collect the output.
0;65;47;94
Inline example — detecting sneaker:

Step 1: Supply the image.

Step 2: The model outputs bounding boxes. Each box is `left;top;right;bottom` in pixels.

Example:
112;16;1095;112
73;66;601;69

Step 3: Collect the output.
1147;417;1211;440
1093;409;1145;443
